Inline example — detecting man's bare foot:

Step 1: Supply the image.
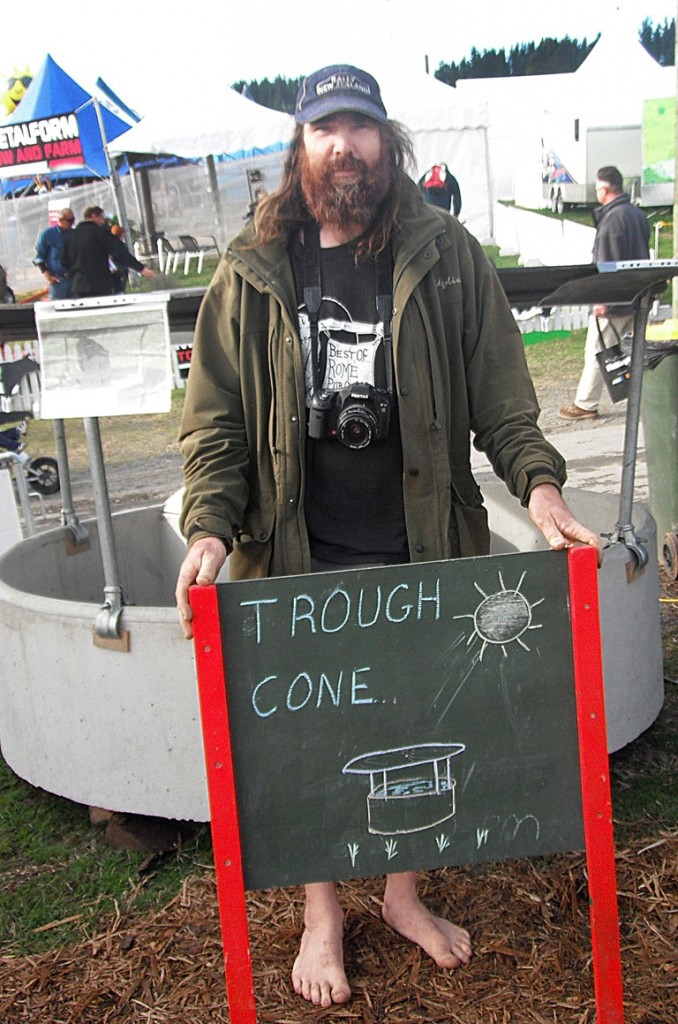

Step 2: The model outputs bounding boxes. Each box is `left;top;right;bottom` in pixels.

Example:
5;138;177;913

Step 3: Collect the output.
292;885;351;1007
382;875;472;969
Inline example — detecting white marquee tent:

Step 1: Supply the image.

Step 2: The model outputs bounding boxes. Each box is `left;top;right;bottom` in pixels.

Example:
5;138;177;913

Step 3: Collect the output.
112;71;494;244
377;68;493;243
111;86;294;162
455;26;673;210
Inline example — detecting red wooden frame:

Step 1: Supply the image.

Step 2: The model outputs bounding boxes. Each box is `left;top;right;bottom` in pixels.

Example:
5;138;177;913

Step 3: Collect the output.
568;545;625;1023
191;545;624;1024
190;584;257;1024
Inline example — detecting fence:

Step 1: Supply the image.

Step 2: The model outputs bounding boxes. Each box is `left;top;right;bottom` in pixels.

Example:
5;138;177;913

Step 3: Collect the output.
0;150;287;295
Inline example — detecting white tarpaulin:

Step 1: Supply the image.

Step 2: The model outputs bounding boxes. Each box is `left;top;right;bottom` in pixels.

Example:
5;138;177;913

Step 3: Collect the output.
111;88;294;162
35;294;173;419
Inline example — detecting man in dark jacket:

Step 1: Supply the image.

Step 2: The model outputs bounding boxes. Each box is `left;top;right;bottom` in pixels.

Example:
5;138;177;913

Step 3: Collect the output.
559;165;650;420
175;64;602;1010
61;206;154;297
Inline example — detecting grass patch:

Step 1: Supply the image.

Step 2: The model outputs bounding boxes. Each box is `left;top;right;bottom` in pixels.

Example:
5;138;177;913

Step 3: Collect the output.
24;388;187;472
610;681;678;842
524;328;585;385
522;329;570;346
128;255;221;294
483;244;521;269
0;752;213;955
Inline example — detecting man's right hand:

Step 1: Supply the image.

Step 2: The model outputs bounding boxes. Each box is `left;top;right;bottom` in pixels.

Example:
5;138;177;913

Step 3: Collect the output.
175;536;227;639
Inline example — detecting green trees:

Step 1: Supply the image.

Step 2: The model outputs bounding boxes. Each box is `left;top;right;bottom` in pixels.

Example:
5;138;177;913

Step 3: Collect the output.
639;16;676;66
233;18;675;111
435;17;675;87
232;76;301;114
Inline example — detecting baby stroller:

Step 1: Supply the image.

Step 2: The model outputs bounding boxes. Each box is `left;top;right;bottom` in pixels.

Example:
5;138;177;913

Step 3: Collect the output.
0;418;60;495
0;355;59;495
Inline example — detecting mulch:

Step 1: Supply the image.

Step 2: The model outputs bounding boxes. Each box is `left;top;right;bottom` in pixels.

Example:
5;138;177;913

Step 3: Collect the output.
2;830;676;1024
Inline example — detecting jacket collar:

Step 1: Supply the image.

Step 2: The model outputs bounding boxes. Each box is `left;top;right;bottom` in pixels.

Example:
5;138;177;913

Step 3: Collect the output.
593;191;630;225
227;174;449;296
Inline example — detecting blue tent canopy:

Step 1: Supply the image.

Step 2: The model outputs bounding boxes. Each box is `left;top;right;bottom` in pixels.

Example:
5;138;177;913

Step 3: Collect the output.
0;54;137;191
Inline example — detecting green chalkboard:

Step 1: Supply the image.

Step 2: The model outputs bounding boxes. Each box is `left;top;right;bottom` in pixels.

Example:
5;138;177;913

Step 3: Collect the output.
213;549;583;891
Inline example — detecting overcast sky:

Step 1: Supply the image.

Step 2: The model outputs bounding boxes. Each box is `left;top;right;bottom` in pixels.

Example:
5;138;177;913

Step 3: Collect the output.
1;0;675;118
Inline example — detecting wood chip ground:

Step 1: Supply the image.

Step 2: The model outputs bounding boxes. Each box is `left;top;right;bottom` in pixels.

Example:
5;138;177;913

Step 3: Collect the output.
2;831;676;1023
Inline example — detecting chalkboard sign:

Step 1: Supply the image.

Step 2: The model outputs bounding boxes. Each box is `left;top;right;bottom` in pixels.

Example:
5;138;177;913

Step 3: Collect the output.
191;545;623;1024
208;550;584;890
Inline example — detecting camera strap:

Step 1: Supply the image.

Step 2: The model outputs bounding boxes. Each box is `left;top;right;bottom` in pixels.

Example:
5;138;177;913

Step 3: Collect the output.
303;221;323;394
302;220;394;396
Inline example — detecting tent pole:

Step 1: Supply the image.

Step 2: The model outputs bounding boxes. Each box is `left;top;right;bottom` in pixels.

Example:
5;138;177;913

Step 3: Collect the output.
483;124;494;243
205;155;226;248
91;96;133;243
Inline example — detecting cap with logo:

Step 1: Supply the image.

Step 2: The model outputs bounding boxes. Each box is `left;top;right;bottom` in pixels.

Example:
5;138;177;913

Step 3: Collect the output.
295;64;387;124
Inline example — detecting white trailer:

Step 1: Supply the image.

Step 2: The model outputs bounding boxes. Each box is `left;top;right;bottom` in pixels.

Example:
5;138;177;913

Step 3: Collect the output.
542;122;642;213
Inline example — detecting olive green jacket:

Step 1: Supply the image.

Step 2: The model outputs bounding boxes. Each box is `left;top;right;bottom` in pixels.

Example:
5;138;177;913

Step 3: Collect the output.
179;178;566;580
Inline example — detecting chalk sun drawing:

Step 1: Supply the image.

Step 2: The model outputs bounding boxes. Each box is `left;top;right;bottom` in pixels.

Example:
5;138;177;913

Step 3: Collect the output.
454;571;543;661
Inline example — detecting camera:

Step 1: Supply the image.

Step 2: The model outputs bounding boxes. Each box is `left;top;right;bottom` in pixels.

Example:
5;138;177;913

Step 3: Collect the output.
308;384;391;450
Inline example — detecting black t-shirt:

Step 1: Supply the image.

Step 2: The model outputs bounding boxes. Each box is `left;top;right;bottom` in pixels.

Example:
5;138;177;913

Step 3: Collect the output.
290;232;408;565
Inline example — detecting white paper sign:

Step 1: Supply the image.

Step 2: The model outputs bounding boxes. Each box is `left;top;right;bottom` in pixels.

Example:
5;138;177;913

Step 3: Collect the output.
35;294;172;419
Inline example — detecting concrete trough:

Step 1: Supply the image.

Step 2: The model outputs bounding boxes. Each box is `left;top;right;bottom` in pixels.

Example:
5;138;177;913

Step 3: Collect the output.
0;485;664;820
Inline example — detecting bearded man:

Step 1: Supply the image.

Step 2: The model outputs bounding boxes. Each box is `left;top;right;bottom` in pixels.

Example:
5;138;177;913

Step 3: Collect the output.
175;64;602;1009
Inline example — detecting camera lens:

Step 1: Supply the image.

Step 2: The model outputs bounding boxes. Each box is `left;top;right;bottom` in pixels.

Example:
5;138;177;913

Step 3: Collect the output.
336;405;378;449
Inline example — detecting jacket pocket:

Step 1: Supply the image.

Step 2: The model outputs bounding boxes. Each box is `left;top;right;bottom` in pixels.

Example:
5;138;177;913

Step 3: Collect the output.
450;475;489;557
231;503;275;578
229;539;272;580
451;500;490;558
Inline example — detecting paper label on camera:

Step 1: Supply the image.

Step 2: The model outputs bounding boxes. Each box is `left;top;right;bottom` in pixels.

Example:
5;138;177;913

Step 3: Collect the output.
299;311;383;403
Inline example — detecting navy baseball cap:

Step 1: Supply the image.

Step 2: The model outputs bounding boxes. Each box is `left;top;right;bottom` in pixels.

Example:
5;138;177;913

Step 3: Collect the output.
295;65;387;124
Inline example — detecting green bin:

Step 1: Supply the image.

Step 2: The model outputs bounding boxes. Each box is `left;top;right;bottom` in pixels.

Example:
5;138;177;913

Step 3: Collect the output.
640;334;678;578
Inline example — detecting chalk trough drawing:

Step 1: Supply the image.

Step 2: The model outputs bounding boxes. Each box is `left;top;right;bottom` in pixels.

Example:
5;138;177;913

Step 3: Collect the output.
343;743;465;836
453;570;544;661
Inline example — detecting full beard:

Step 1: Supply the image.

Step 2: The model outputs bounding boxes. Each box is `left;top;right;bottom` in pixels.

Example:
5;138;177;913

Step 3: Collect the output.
299;149;392;231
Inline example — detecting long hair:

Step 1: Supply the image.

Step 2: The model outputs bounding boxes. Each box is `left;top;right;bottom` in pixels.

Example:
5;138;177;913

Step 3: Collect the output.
253;120;415;261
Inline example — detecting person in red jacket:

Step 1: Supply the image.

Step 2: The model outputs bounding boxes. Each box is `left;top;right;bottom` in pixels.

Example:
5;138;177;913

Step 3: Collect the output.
418;162;462;216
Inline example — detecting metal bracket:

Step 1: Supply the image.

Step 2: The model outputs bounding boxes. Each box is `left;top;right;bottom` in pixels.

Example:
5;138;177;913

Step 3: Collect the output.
616;523;649;581
63;514;90;549
94;585;126;640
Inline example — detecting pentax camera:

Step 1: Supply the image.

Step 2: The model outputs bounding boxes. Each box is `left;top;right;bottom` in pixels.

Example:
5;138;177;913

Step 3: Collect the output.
308;384;391;450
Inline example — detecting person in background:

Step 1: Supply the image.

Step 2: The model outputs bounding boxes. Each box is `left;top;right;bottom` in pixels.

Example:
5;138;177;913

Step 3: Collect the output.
418;162;461;216
0;262;15;304
109;224;130;293
34;208;75;299
61;206;154;298
175;63;602;1010
559;165;650;420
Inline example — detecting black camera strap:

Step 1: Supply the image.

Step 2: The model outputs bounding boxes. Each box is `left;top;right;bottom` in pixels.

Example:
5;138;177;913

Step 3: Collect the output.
303;220;324;394
302;220;394;396
375;254;394;397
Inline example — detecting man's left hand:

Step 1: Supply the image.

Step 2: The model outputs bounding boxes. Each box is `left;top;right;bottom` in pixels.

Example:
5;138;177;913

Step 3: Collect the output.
527;483;603;565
